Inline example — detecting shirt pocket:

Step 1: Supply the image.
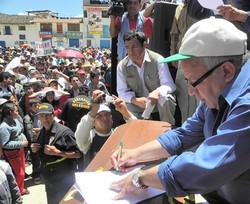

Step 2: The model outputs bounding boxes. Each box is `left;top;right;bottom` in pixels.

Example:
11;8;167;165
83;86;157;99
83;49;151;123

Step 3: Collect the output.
126;76;140;91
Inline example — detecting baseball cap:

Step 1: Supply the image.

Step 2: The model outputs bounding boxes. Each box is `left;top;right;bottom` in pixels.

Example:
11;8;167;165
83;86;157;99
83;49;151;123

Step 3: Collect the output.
0;98;9;106
23;82;32;89
96;104;111;114
79;85;89;94
29;98;40;106
0;71;12;79
159;18;247;64
37;103;54;115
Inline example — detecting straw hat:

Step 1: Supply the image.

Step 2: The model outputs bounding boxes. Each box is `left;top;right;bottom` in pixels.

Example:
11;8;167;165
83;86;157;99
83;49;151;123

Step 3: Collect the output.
83;61;92;68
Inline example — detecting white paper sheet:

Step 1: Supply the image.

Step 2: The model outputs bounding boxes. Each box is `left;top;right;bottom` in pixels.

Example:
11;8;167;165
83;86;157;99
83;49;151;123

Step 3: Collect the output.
142;99;155;119
74;166;165;204
197;0;224;11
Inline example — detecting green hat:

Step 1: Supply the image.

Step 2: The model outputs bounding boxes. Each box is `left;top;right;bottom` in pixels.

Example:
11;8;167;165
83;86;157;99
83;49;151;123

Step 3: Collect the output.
159;54;191;63
159;18;247;64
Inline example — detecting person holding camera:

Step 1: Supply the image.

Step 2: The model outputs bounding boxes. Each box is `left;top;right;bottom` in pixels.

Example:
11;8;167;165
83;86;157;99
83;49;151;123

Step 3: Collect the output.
75;89;136;169
109;0;152;61
87;69;109;97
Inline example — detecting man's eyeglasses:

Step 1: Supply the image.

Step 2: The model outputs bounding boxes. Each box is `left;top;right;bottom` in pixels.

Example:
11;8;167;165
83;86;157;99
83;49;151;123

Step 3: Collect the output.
185;61;227;88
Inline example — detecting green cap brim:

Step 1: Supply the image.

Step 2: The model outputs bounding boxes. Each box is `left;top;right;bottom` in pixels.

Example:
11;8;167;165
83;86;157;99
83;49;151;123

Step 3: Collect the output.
159;54;192;63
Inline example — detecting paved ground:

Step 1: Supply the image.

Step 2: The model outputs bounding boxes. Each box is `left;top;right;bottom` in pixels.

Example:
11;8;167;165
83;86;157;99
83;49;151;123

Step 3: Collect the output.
22;163;47;204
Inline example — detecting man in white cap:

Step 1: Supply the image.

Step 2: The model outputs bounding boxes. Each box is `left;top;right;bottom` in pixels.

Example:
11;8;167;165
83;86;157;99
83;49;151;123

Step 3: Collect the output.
75;89;136;169
110;18;250;203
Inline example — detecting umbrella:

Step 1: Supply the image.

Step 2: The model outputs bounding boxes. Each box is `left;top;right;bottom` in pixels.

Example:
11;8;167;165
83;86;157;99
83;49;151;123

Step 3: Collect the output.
56;49;84;58
65;47;81;52
20;43;32;48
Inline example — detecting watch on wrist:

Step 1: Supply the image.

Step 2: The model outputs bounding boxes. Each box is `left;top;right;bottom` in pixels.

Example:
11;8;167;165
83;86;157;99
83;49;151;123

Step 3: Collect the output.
132;170;148;189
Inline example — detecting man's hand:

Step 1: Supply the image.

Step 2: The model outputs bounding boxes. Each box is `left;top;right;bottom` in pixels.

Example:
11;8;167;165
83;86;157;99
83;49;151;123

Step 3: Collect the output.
110;172;142;200
217;5;248;23
131;97;147;109
30;143;41;153
92;89;105;103
148;90;160;105
44;145;60;156
32;128;40;137
111;148;139;172
89;89;105;117
22;140;29;148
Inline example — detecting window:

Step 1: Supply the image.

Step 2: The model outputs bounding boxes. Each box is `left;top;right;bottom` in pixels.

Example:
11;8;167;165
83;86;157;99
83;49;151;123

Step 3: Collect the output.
68;24;80;31
19;26;26;31
90;0;109;4
101;25;110;38
84;10;87;18
102;10;109;18
86;26;93;38
19;34;26;40
4;26;11;35
40;23;52;31
57;23;63;33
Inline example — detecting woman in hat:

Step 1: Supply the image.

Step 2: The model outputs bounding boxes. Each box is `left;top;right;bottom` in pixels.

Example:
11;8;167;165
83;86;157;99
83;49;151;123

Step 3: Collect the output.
41;90;62;116
0;102;29;195
29;87;69;117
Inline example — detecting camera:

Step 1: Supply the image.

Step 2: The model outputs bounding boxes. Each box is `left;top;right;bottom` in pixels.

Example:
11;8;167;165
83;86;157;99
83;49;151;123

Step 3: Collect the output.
107;0;129;16
105;94;115;103
97;93;115;104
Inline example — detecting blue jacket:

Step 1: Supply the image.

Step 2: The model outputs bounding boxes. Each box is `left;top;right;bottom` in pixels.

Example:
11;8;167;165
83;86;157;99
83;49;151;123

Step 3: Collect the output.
157;59;250;203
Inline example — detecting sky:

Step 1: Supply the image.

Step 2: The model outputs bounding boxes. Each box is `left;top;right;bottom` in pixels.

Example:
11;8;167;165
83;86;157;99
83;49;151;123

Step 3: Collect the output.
0;0;84;17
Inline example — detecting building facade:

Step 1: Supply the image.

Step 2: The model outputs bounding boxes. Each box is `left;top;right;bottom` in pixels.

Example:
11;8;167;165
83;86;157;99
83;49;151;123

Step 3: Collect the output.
0;1;112;49
83;0;111;48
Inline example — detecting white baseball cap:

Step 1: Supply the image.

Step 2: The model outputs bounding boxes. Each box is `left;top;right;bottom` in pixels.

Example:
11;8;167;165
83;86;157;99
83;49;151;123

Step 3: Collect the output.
160;18;247;63
0;98;9;106
96;104;111;114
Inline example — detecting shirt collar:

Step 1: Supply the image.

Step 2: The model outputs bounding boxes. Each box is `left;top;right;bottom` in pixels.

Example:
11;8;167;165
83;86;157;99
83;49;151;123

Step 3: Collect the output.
94;129;113;137
43;120;56;133
126;50;150;67
221;59;250;106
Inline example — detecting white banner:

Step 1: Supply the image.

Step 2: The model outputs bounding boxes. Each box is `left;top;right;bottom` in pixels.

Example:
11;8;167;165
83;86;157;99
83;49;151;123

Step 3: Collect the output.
35;40;53;56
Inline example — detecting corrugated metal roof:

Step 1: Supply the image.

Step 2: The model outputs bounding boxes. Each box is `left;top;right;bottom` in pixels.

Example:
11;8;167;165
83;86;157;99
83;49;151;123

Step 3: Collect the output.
31;18;83;23
0;13;35;24
0;13;83;24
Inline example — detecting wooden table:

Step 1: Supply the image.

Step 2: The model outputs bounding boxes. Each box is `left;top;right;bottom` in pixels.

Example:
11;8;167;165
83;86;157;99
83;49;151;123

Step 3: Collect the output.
60;120;172;204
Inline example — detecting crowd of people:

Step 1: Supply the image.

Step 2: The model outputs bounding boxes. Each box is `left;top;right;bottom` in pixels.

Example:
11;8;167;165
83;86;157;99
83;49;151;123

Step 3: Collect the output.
0;46;116;204
0;0;250;203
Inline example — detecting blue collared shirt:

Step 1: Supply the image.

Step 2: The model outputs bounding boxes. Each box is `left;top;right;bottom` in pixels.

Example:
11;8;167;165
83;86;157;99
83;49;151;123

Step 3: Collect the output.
157;59;250;203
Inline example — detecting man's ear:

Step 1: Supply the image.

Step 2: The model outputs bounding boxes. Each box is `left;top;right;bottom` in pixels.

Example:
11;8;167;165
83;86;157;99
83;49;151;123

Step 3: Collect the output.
223;61;236;83
143;41;147;49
